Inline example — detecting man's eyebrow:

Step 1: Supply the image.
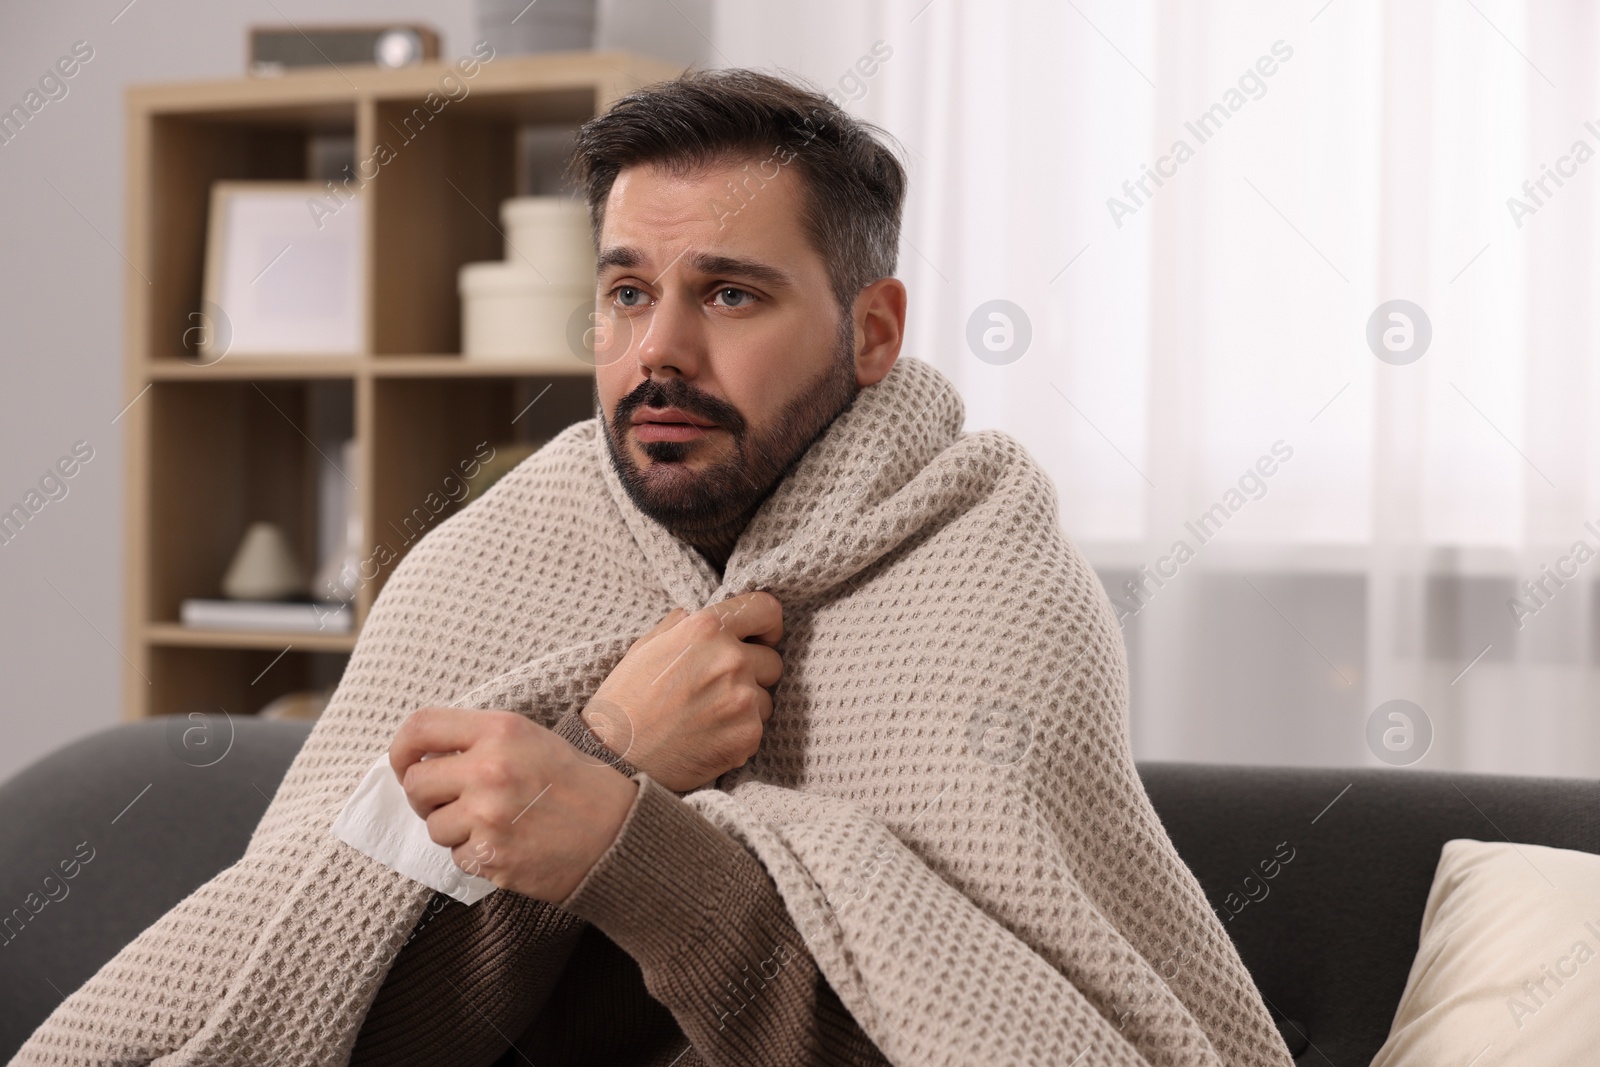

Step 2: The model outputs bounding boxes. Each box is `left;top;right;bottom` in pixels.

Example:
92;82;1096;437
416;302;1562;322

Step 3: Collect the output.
596;246;641;275
684;252;794;291
596;245;794;291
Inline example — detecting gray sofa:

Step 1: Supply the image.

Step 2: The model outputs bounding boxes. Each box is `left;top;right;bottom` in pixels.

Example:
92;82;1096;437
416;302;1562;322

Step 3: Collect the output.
1;718;1596;1065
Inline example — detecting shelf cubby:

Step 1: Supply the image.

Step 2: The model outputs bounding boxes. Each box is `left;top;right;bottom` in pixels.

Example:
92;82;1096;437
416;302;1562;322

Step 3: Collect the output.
144;378;354;624
144;105;359;364
147;644;351;721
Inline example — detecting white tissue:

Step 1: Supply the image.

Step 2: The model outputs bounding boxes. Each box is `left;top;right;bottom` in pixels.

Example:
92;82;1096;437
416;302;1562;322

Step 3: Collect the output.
331;753;499;905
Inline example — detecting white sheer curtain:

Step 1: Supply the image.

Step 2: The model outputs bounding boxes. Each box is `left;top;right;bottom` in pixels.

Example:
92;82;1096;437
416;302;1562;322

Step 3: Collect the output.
715;0;1600;776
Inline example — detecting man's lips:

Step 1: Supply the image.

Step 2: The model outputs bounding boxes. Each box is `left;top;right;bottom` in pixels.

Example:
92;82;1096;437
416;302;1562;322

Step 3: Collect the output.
629;405;719;444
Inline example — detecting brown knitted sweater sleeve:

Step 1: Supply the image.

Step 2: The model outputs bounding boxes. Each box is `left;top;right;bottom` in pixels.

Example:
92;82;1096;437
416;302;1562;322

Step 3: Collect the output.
560;774;889;1066
554;704;643;777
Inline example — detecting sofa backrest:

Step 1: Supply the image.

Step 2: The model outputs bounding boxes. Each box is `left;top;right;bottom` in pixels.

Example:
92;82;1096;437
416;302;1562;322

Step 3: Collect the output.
1139;761;1600;1065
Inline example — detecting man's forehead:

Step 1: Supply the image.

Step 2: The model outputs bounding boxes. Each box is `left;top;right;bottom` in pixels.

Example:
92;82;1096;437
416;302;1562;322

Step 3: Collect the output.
598;159;812;281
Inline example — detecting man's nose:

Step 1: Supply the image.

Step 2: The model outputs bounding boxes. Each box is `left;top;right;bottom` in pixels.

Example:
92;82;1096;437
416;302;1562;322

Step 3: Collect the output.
633;288;707;380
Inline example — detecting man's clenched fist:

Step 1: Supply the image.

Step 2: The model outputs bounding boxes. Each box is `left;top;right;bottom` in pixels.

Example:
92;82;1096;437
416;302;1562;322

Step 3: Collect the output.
580;591;784;791
389;708;638;903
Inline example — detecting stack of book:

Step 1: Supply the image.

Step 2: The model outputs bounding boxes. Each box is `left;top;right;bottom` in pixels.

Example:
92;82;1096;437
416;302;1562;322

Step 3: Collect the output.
179;598;351;634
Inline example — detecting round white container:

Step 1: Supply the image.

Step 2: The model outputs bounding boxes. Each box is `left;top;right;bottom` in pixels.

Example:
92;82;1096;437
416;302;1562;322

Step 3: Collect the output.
500;196;595;286
459;262;592;364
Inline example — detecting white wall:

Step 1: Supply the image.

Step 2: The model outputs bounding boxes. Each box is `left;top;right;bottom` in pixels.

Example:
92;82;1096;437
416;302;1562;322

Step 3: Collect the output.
0;1;476;782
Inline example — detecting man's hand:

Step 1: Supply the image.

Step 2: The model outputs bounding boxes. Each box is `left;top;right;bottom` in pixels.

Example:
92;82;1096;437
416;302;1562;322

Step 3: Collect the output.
389;707;639;903
580;591;784;791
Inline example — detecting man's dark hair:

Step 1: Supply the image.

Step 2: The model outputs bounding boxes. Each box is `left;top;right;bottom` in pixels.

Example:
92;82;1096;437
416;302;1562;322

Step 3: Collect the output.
567;68;908;315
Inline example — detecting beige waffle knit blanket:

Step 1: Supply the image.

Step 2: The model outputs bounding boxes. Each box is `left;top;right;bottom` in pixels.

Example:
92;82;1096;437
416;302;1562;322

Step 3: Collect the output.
12;356;1290;1066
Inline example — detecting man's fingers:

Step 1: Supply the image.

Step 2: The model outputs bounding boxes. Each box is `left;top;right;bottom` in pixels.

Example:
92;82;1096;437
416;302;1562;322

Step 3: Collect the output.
705;590;784;646
389;706;487;780
744;643;784;690
424;804;474;850
753;686;775;725
396;752;466;818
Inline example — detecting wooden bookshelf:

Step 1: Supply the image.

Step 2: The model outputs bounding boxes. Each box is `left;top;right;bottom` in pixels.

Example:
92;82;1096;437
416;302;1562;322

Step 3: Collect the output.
120;51;682;721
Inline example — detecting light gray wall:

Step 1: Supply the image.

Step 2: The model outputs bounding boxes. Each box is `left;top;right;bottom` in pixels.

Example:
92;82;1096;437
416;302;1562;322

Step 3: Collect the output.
0;1;477;782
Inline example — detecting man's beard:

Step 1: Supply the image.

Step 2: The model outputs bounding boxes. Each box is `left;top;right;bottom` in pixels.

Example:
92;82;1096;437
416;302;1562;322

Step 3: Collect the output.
601;323;859;555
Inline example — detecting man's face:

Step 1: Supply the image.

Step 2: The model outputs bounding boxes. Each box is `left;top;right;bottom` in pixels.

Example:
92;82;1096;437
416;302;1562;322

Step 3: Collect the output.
592;157;859;542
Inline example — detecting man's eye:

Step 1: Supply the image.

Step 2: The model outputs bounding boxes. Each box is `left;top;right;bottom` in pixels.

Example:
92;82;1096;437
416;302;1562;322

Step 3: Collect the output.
713;288;754;308
613;286;649;308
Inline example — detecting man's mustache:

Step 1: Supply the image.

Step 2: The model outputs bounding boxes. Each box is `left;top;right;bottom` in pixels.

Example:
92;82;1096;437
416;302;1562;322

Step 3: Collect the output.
614;378;747;438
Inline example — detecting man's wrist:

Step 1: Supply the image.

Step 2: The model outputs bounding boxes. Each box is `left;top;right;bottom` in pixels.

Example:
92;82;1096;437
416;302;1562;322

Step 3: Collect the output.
532;753;638;903
578;700;620;748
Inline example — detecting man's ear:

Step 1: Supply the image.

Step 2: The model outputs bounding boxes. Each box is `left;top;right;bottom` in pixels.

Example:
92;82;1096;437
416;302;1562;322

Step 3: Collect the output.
851;277;907;387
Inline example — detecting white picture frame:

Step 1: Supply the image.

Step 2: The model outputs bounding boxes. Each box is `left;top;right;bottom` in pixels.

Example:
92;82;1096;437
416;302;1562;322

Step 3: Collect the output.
199;181;366;358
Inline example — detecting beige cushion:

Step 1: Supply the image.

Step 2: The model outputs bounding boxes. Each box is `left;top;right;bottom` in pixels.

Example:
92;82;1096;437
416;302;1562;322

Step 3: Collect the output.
1371;838;1600;1067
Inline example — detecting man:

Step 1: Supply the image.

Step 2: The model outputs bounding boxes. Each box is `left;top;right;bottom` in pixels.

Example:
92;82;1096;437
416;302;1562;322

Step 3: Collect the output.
359;67;913;1066
13;71;1291;1067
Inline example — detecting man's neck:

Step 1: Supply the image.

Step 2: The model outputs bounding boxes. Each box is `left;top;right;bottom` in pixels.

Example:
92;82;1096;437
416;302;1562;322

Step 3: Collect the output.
675;505;758;575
